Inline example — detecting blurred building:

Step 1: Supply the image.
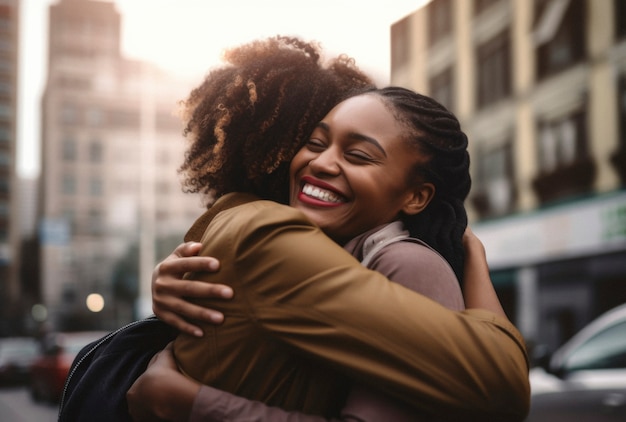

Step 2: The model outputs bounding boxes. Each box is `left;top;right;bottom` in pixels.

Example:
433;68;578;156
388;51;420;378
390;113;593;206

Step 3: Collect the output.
0;0;20;336
39;0;203;331
391;0;626;352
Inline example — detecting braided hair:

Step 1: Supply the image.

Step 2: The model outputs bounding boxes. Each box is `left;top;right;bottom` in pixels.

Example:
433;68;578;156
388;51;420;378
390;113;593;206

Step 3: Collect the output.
369;87;471;284
178;36;374;206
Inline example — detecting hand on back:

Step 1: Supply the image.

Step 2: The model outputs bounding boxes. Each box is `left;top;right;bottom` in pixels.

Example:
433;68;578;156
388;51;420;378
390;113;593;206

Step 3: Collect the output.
152;242;233;337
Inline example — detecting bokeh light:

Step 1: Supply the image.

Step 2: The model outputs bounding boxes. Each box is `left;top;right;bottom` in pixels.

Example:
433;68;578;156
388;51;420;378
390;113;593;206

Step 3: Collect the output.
86;293;105;313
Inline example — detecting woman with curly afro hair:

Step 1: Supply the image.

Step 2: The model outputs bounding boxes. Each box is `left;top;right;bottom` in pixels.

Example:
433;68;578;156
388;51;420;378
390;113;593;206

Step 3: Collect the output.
127;37;529;422
178;35;372;206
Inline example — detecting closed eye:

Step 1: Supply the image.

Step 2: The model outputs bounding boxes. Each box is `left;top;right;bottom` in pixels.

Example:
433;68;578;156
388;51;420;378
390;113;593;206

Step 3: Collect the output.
305;138;326;152
345;150;375;163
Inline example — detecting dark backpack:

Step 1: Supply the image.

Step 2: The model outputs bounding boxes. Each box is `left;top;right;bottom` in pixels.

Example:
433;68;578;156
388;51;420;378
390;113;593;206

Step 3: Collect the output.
57;316;177;422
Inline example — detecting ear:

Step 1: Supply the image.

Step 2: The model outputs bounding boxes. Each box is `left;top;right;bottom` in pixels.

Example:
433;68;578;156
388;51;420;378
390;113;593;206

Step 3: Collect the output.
402;182;435;215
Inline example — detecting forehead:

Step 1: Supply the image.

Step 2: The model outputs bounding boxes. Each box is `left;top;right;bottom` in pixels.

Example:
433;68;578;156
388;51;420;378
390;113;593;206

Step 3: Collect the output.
323;94;402;136
319;94;422;162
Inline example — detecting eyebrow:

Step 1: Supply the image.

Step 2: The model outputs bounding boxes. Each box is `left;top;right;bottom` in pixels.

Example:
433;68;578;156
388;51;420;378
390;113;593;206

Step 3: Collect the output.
316;122;387;157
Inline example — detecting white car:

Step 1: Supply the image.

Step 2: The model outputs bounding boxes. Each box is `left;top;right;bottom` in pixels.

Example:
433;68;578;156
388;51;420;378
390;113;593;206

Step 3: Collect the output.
526;303;626;421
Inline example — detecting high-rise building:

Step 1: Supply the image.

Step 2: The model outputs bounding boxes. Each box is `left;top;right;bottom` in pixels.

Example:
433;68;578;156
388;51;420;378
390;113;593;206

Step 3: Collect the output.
40;0;202;330
0;0;20;336
391;0;626;351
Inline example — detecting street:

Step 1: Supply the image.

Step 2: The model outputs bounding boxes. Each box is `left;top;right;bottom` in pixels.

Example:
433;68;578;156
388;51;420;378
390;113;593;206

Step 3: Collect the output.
0;387;58;422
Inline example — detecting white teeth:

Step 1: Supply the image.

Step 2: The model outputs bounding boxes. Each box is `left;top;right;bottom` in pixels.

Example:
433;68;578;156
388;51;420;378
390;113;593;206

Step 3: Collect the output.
302;183;343;203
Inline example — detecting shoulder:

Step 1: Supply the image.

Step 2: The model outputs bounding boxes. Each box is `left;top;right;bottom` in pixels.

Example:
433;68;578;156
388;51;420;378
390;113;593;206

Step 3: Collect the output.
212;200;314;238
370;240;451;276
369;240;464;310
210;200;342;263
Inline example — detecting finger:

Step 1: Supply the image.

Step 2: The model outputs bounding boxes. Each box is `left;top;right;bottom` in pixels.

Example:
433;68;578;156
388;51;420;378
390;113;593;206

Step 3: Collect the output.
157;256;220;276
153;278;233;299
157;310;206;337
157;255;220;276
180;280;233;299
155;295;226;325
173;241;203;258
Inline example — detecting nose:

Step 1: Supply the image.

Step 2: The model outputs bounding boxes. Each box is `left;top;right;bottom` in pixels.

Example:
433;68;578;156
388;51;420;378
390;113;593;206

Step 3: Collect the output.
308;148;341;175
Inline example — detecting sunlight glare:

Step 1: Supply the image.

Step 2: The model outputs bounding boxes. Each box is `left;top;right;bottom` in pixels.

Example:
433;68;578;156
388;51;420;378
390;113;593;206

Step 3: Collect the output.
114;0;427;81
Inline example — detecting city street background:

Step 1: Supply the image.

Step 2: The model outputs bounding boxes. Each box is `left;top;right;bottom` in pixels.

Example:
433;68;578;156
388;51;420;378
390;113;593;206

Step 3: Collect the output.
2;0;626;420
0;387;57;421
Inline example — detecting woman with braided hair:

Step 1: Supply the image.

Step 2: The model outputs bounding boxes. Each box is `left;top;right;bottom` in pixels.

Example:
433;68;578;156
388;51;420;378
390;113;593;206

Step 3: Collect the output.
127;37;529;421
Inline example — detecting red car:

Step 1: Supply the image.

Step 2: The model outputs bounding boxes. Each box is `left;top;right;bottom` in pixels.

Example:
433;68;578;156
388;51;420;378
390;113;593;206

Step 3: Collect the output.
29;331;107;403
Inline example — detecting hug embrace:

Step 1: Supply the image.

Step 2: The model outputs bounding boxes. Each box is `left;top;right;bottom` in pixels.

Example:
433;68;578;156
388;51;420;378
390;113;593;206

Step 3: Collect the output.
60;36;530;422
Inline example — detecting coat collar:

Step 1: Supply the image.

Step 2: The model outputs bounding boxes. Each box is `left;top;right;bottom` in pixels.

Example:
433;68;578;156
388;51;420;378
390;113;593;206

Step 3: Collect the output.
184;192;259;242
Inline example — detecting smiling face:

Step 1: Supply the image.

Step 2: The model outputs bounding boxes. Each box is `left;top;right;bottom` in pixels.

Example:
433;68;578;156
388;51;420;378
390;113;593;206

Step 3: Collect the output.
289;94;435;244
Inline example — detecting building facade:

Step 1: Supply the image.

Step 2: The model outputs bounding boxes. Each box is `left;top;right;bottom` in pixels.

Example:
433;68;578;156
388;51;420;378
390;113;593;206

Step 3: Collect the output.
39;0;203;331
0;0;20;336
391;0;626;352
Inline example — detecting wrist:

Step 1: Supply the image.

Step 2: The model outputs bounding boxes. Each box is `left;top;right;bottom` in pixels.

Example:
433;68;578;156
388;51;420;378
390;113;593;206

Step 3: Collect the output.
162;376;201;422
464;235;486;259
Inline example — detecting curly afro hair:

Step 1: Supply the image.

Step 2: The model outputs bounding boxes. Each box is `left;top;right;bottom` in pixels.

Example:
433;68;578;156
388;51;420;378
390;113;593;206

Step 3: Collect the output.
178;36;374;206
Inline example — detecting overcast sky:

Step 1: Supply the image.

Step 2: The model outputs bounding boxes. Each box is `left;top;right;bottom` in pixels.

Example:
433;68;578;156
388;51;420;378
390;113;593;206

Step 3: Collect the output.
18;0;428;177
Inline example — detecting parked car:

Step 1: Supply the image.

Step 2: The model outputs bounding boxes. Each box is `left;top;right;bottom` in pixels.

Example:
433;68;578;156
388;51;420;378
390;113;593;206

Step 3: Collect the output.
0;337;40;386
29;330;107;402
527;303;626;421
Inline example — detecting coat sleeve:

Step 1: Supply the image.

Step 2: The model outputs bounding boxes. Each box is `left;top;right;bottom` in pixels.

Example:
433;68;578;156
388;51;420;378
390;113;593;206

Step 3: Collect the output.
211;203;530;421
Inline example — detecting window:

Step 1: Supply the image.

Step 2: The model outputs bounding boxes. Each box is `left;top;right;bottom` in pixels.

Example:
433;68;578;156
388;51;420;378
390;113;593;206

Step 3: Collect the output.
0;150;9;168
88;208;104;235
610;75;626;185
156;111;182;131
428;0;453;46
87;107;103;127
534;0;585;79
0;39;12;53
0;58;11;74
62;174;76;195
89;140;102;163
62;137;77;161
0;127;8;144
89;177;103;196
617;74;626;149
61;208;76;232
61;104;79;125
472;141;516;218
475;0;501;15
477;30;511;108
109;109;140;129
537;111;586;173
0;152;7;168
0;17;10;32
58;75;91;90
0;103;11;119
616;0;626;40
429;67;454;112
532;108;595;203
0;82;12;96
391;17;411;69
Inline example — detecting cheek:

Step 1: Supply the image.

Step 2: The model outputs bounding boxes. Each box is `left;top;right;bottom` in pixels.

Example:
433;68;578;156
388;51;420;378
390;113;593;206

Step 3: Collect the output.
360;175;407;210
289;150;309;174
